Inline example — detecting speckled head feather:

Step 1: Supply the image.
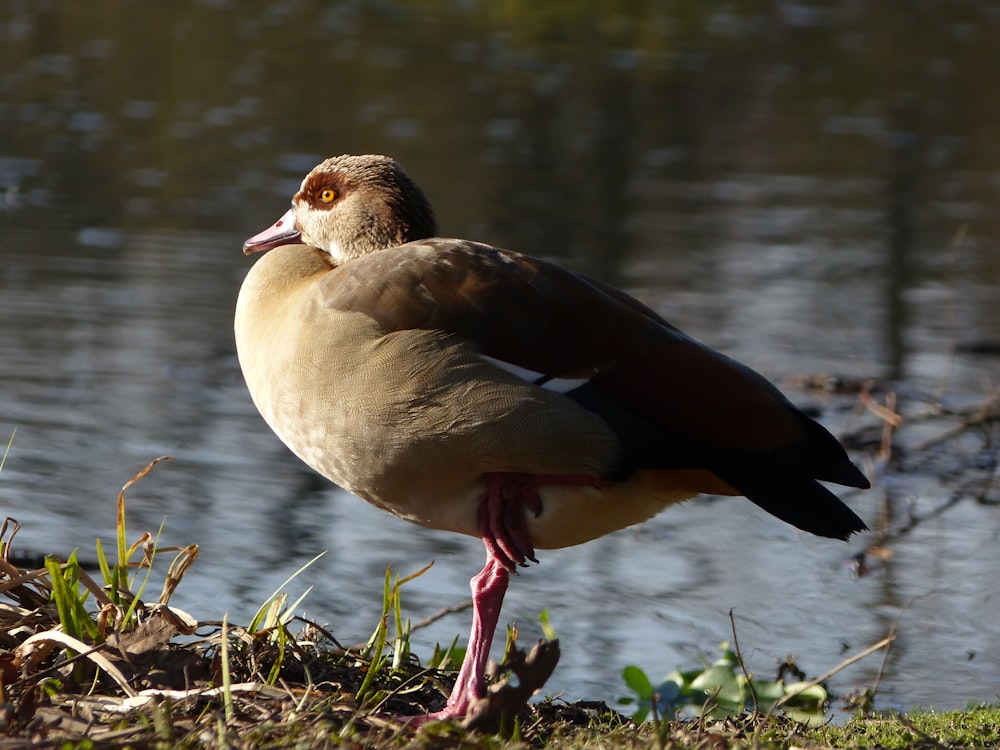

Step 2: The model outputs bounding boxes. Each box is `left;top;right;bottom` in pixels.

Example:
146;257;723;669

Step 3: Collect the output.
293;154;439;260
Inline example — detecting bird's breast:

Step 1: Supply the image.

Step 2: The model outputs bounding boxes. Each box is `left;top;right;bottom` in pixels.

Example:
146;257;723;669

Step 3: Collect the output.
236;264;628;539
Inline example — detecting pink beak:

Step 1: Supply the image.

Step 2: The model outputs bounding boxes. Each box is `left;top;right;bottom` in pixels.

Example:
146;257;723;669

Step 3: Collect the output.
243;207;301;255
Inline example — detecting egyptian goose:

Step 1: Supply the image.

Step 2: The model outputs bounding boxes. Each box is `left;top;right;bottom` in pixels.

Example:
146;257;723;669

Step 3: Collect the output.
235;154;869;723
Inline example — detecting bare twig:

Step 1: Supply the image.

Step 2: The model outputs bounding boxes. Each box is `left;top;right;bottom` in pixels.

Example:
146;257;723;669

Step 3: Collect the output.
727;609;757;713
770;633;895;711
411;599;474;632
910;384;1000;454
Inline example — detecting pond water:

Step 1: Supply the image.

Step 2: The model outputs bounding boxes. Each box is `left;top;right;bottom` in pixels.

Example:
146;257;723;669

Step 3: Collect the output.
2;1;1000;717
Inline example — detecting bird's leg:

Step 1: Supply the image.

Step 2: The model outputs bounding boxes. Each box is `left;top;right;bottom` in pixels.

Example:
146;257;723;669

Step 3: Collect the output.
426;550;509;720
419;472;605;723
419;472;536;722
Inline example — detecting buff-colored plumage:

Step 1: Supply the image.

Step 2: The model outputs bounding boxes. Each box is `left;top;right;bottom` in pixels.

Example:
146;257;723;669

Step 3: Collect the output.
235;154;868;724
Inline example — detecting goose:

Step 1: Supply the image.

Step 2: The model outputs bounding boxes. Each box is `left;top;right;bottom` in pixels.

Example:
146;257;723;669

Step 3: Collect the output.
234;154;868;724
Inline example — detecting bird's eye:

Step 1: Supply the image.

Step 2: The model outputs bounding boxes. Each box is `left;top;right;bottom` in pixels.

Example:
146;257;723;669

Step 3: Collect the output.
320;188;337;203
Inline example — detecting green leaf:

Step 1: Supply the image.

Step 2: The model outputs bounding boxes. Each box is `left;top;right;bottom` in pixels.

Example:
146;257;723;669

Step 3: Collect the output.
782;681;828;708
622;665;654;699
673;667;703;686
538;609;558;641
690;664;744;708
749;679;786;704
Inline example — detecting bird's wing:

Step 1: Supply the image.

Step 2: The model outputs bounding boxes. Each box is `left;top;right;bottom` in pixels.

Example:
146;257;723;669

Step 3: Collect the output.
318;238;868;537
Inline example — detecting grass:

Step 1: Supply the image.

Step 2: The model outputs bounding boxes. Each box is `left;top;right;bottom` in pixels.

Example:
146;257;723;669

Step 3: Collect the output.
1;424;998;748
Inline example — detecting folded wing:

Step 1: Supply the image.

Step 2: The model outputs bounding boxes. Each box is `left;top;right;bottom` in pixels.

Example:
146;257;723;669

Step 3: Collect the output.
320;239;869;539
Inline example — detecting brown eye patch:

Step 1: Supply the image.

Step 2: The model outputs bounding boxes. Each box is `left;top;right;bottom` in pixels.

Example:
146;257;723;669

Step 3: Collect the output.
295;171;348;210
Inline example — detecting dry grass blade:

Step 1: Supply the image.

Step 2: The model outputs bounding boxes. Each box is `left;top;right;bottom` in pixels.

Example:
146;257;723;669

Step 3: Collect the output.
99;682;278;714
0;516;21;563
71;560;114;608
159;543;200;605
221;610;235;722
17;630;138;697
0;563;48;596
0;524;53;613
0;427;15;474
116;456;173;565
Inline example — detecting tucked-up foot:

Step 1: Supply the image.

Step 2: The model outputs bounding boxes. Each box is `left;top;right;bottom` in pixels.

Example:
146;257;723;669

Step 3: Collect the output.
479;472;543;570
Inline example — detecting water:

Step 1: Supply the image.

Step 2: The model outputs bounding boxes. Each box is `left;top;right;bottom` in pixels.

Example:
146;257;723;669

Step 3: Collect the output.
2;1;1000;716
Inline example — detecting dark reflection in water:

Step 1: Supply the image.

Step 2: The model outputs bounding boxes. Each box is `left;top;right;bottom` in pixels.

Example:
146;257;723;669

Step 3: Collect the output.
2;1;1000;715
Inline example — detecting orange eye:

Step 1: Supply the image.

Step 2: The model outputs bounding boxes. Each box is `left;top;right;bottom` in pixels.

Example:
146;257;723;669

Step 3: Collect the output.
320;188;337;203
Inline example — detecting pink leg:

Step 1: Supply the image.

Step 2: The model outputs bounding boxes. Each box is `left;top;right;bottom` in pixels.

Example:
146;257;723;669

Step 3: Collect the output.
424;549;509;719
418;471;604;723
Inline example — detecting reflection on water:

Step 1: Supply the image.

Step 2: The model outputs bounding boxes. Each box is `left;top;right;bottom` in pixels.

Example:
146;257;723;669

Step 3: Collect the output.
2;1;1000;715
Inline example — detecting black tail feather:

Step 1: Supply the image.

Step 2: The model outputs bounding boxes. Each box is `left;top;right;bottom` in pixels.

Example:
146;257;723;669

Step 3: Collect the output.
713;470;868;541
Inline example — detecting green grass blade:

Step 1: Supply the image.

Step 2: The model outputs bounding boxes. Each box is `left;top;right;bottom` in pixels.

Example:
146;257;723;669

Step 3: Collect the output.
95;538;113;590
356;568;393;705
120;522;167;627
46;556;77;641
249;550;327;634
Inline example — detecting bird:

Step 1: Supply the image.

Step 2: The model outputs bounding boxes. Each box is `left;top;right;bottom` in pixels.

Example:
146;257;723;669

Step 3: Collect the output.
234;153;869;724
